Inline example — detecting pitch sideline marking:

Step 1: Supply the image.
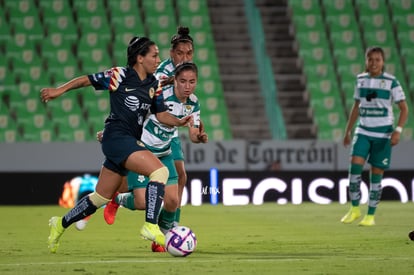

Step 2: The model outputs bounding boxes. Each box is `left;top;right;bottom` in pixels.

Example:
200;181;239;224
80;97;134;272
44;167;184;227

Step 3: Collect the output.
1;256;412;267
0;258;309;267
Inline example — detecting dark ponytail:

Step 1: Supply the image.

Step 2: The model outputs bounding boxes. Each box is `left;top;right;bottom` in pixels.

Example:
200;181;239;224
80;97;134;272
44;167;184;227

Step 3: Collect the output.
170;26;193;50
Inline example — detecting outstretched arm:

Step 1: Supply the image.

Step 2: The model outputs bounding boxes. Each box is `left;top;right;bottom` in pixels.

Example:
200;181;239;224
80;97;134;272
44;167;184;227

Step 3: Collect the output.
156;111;193;127
40;75;91;102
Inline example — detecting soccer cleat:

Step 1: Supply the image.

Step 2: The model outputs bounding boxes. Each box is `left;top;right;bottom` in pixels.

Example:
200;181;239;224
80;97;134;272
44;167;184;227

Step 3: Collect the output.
140;222;166;246
104;193;120;225
151;241;166;252
75;215;91;231
340;207;361;224
358;215;375;226
48;216;65;253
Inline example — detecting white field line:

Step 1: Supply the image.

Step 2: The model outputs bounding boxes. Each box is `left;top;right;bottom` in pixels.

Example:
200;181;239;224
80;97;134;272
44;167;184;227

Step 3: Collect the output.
0;256;411;267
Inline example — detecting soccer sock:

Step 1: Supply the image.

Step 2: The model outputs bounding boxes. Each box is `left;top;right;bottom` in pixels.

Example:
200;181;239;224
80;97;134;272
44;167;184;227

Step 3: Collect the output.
145;181;165;224
174;207;181;223
116;192;136;210
61;196;98;228
349;163;363;207
158;208;176;232
368;173;383;215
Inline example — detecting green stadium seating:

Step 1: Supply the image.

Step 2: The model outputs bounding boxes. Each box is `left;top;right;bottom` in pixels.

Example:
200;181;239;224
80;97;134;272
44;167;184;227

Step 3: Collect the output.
0;6;10;50
109;0;145;64
0;106;17;142
142;0;177;58
5;0;44;44
73;0;107;32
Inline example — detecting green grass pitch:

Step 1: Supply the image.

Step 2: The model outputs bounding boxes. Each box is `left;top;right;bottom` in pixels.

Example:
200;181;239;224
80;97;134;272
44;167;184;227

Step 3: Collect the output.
1;202;413;274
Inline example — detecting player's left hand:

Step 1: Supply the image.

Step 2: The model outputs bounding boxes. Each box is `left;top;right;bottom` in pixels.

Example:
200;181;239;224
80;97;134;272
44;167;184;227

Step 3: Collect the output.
391;131;400;146
197;132;208;143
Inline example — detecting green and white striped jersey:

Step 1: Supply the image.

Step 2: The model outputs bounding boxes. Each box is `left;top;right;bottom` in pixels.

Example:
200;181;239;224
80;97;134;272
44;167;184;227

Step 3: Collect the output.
354;72;406;138
141;85;201;157
155;58;175;80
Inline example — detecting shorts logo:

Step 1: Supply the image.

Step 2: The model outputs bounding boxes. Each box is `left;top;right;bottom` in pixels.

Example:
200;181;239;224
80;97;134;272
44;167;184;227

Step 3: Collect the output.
136;140;145;147
125;88;136;92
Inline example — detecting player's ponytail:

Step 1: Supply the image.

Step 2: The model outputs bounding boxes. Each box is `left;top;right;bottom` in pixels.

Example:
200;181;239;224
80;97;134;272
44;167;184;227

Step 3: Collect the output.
170;26;193;50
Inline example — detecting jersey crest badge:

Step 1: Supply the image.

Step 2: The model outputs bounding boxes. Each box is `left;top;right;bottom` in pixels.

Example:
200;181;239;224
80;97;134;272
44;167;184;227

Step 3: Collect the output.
149;87;155;99
183;104;193;116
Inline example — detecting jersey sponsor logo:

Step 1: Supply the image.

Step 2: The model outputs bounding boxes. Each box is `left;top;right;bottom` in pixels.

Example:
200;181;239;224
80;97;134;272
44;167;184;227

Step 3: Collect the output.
359;107;386;117
125;96;140;111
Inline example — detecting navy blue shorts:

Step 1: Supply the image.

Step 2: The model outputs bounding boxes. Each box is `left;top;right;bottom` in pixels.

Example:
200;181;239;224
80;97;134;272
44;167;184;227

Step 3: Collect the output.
101;135;148;176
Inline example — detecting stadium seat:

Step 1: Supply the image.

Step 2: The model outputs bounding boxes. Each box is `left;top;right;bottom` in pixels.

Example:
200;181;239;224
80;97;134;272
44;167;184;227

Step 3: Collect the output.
5;0;44;44
76;31;112;73
0;7;10;50
109;0;145;64
142;0;177;57
73;0;107;31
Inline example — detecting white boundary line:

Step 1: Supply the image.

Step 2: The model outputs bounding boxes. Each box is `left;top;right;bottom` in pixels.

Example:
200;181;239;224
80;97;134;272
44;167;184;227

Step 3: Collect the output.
0;256;412;267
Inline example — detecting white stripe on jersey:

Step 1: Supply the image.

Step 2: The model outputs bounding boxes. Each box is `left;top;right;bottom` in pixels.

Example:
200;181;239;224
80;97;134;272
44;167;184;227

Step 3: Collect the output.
354;72;405;136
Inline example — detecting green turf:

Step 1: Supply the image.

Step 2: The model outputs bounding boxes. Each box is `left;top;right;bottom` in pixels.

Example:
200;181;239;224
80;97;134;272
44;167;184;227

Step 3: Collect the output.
0;202;413;275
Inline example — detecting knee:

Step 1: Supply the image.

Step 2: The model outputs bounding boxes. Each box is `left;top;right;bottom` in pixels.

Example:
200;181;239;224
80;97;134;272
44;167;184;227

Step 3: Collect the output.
89;192;111;208
149;166;169;184
164;190;179;211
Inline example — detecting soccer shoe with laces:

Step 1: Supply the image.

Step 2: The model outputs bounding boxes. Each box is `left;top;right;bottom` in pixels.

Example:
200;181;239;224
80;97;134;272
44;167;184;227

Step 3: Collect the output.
48;216;65;253
151;241;166;252
104;193;120;225
359;215;375;226
140;222;165;246
340;207;361;224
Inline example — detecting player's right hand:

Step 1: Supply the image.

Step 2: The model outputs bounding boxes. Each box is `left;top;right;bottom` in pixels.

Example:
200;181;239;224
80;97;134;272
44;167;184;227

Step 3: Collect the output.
40;88;64;102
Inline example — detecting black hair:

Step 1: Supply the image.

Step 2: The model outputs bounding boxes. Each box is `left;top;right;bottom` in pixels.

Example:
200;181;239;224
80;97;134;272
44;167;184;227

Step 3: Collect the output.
170;26;193;50
127;36;155;67
364;46;385;72
174;61;198;77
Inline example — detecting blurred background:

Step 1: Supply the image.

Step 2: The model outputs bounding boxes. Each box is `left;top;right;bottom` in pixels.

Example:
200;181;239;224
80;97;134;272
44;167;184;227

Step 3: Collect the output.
1;0;414;143
1;0;414;204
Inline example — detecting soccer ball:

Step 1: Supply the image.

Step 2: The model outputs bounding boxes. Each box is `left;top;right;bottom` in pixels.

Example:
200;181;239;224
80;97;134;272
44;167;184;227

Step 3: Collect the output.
165;226;197;257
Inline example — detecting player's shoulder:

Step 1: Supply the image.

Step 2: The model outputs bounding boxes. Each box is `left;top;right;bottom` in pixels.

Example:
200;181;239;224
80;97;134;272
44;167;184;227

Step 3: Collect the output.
155;58;175;77
103;66;128;77
356;72;369;79
382;72;397;81
188;93;199;104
